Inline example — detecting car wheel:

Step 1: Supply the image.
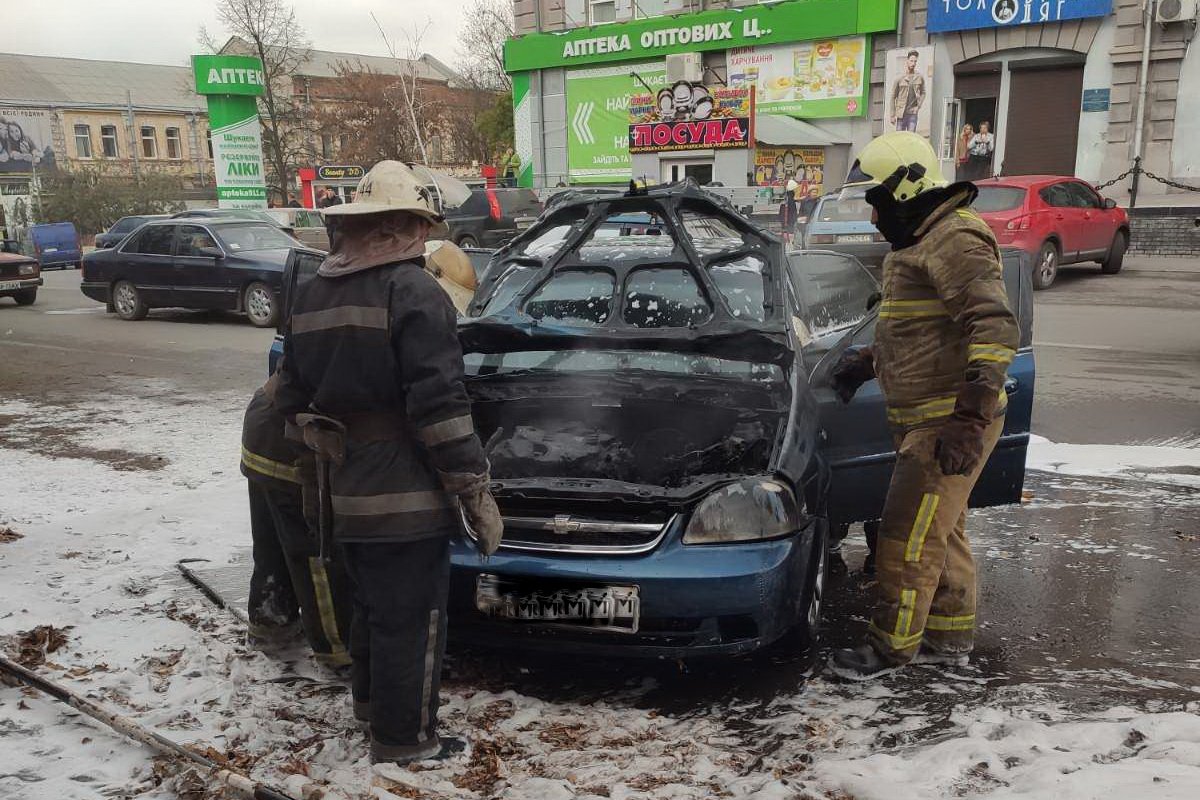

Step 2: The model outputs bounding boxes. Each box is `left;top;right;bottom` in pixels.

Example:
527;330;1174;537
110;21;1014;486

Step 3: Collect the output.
13;289;37;306
1033;241;1059;290
1100;231;1127;275
244;281;278;328
456;234;479;248
112;280;148;320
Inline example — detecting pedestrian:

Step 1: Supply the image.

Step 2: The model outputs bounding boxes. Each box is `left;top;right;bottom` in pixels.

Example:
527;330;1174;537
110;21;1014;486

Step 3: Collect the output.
779;179;799;243
956;123;974;181
967;122;995;180
241;372;353;667
827;131;1018;680
889;50;926;133
797;186;821;225
274;160;503;766
287;194;302;208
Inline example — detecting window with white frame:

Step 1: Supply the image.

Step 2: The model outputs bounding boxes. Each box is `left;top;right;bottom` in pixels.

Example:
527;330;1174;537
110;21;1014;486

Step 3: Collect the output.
140;126;157;158
165;127;182;159
589;0;616;23
100;125;119;158
74;124;93;159
634;0;669;18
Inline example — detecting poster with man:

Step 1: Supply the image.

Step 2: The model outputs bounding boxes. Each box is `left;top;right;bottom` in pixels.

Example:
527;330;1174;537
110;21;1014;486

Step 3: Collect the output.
884;46;934;139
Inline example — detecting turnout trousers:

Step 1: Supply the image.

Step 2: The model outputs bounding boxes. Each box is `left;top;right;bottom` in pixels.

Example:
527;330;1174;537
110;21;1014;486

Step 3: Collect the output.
868;416;1004;663
247;482;353;665
342;536;450;762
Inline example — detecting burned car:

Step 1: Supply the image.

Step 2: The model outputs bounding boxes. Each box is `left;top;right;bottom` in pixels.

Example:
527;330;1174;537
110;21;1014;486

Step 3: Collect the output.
270;182;1033;657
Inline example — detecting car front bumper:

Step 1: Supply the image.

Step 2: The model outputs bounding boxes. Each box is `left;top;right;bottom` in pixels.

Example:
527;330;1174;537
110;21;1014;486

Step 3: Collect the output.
447;518;822;657
0;277;42;294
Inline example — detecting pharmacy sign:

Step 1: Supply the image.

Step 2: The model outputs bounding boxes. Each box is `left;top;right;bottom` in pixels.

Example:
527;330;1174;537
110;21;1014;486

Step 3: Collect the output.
192;55;269;209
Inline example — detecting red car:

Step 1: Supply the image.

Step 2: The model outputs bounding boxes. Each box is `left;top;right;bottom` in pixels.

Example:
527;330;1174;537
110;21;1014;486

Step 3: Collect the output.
972;176;1129;290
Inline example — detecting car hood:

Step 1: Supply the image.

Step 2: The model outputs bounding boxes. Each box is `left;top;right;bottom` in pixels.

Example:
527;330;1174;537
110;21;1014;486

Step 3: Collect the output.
0;252;36;266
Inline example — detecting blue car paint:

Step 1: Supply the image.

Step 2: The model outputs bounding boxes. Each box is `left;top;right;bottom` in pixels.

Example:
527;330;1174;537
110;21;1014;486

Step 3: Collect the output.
30;222;82;269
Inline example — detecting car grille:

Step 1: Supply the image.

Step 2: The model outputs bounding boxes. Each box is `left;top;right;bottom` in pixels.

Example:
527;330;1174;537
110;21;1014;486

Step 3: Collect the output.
466;502;675;555
0;263;23;279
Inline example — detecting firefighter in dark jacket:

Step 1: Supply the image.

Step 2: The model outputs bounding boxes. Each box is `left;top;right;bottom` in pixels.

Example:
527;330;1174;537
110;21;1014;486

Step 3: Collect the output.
274;160;503;766
827;132;1019;680
241;374;353;666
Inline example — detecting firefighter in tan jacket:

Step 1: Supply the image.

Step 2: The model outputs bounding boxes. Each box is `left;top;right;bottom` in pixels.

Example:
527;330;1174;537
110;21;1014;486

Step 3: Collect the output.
828;132;1019;680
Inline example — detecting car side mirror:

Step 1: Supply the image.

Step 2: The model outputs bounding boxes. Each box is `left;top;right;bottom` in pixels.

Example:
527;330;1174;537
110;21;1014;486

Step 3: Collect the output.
866;291;881;312
197;246;223;259
1103;198;1117;210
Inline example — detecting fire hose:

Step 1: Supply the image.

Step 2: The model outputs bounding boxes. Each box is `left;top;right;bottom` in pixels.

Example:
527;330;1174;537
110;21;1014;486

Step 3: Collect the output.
0;653;337;800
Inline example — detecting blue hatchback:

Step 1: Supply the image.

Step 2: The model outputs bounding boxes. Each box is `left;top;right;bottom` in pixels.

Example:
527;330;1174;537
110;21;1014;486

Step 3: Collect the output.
269;184;1034;658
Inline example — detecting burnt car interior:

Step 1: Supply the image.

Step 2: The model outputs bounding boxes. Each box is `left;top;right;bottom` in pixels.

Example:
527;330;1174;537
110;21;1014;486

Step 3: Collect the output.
459;182;808;508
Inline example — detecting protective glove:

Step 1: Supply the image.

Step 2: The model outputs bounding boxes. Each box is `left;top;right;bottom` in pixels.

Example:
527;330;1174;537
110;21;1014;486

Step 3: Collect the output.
935;381;998;476
460;488;503;557
830;346;875;404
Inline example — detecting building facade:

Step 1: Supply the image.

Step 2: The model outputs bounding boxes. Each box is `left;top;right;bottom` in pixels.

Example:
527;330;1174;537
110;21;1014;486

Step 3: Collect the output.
505;0;1200;205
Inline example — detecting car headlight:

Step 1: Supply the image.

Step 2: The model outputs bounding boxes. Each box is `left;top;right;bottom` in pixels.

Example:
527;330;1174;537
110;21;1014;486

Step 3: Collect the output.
683;477;803;544
18;263;36;276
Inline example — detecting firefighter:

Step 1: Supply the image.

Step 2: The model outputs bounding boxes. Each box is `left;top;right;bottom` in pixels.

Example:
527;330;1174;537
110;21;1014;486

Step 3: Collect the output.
827;132;1019;680
274;160;502;765
241;374;353;667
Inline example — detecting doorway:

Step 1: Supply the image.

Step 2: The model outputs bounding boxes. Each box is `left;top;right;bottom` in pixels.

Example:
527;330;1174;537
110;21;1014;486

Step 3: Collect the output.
952;67;1002;182
661;159;713;185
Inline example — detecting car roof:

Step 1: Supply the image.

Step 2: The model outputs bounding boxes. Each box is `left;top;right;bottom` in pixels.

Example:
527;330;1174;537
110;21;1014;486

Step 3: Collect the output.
975;175;1086;188
142;218;274;227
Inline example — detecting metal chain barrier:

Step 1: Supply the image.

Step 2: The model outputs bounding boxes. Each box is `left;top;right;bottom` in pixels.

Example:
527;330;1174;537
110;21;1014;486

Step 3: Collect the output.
1096;157;1200;194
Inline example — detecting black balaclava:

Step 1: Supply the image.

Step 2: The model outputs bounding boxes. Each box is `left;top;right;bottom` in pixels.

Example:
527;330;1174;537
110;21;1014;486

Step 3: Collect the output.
866;168;978;250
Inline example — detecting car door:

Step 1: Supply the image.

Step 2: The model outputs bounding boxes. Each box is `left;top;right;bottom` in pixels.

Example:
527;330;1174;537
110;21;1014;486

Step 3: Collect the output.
174;224;231;310
270;247;327;373
1065;181;1111;258
1038;181;1083;262
797;250;1034;531
119;224;178;306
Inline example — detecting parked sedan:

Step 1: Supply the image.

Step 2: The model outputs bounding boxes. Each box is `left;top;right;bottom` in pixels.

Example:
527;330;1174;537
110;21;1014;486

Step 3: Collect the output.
973;176;1129;289
81;219;301;327
0;248;42;306
265;208;329;251
799;189;889;271
94;215;169;249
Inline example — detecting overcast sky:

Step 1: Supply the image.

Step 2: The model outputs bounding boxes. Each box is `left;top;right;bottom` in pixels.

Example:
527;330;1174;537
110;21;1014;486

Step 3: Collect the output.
12;0;472;70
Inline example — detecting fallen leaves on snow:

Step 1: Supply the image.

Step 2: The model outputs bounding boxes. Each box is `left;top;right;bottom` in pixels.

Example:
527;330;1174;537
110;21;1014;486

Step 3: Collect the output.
11;624;72;668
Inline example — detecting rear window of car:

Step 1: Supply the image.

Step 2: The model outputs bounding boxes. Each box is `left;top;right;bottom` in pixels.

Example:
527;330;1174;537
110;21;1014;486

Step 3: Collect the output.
974;186;1026;212
110;216;144;234
497;189;542;215
215;223;295;252
816;197;872;222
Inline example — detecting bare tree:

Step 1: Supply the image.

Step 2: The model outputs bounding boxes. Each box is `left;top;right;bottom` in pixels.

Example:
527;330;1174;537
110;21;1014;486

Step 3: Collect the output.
457;0;514;92
372;15;444;165
201;0;312;203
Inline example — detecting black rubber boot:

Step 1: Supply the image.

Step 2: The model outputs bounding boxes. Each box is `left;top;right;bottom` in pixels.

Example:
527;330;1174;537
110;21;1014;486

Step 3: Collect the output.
913;646;970;667
827;643;903;681
370;735;467;765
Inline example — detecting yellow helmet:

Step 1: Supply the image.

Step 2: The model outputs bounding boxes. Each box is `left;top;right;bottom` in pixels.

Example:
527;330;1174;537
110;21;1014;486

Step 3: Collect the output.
842;131;947;203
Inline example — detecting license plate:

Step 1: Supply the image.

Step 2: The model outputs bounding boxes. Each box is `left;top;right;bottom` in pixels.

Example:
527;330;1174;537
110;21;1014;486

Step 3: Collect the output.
0;280;21;291
839;234;874;243
475;574;640;633
43;247;58;253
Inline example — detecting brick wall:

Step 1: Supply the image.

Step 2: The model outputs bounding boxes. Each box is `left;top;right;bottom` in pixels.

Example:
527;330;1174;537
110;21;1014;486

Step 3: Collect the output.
1127;207;1200;257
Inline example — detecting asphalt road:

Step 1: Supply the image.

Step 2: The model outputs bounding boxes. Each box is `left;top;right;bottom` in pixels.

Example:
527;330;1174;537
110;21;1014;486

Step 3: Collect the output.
3;259;1197;446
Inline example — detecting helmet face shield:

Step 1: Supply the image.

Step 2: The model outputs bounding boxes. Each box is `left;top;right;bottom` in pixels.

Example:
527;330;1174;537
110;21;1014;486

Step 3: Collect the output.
843;158;876;188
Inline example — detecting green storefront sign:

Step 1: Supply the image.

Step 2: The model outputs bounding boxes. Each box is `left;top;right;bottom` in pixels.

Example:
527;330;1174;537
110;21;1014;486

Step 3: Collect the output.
567;63;667;184
192;55;269;209
504;0;898;72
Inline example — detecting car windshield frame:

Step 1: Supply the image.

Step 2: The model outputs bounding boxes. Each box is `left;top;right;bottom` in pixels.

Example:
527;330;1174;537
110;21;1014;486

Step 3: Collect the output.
213;223;296;253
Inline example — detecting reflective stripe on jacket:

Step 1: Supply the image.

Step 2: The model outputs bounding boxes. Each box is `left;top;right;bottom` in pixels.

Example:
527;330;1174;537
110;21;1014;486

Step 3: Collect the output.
273;258;487;544
873;195;1019;431
241;387;306;493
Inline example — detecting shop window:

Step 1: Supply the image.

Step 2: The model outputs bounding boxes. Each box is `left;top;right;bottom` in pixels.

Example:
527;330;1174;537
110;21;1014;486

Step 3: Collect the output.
634;0;668;18
165;128;182;160
623;267;712;328
589;0;616;24
100;125;119;158
524;270;615;327
140;126;158;159
73;124;93;159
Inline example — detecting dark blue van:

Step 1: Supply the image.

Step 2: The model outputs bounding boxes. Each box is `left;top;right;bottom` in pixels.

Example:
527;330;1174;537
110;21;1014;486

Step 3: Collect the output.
31;222;83;270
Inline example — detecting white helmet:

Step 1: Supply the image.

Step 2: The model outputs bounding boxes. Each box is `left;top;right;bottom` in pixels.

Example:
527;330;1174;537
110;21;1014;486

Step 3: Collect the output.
322;160;449;235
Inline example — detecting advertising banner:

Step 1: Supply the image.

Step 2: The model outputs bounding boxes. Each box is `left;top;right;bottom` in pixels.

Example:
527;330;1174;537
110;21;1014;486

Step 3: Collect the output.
727;36;869;119
0;108;56;175
504;0;899;72
629;83;752;154
566;63;667;184
927;0;1112;34
883;45;934;139
192;55;268;209
754;146;825;192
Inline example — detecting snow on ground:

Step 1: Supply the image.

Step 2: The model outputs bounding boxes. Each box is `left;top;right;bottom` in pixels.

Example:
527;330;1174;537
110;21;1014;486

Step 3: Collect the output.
1;391;1199;799
1027;434;1200;489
